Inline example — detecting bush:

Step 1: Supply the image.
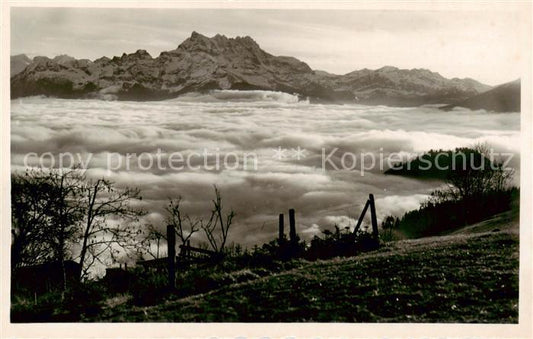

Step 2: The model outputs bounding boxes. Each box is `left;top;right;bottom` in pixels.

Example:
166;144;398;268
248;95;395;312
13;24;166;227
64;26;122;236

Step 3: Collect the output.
305;225;378;261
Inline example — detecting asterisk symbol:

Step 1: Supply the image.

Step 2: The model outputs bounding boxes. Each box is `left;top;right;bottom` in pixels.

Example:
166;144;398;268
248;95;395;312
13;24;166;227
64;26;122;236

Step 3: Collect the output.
290;147;308;160
272;146;288;160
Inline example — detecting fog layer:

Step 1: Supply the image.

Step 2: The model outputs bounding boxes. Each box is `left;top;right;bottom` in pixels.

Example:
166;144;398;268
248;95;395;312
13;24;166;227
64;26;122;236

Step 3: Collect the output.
11;92;520;246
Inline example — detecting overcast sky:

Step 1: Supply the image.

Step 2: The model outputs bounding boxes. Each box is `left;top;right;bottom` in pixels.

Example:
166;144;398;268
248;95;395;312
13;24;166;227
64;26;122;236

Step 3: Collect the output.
11;7;525;85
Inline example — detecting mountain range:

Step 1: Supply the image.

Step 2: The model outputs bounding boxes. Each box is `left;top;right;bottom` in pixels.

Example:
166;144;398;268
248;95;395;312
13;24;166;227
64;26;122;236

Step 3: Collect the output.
10;32;519;110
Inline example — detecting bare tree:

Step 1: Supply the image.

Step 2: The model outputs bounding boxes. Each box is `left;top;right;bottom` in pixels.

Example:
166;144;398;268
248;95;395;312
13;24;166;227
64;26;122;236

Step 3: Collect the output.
46;168;86;269
77;178;145;280
201;186;235;254
166;197;201;246
136;197;201;261
138;224;166;260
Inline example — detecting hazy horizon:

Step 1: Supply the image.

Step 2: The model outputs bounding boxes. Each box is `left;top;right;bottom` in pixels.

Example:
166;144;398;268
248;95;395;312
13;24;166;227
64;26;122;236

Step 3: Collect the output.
11;8;525;86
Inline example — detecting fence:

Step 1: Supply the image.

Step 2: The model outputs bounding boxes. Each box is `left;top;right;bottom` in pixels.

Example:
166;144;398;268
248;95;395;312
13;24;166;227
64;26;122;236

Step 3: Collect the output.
162;193;379;288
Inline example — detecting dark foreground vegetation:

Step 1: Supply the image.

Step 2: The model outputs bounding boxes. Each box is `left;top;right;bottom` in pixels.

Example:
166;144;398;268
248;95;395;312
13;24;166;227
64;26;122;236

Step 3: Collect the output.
11;229;379;322
96;228;519;322
10;167;378;322
11;224;518;322
11;142;519;322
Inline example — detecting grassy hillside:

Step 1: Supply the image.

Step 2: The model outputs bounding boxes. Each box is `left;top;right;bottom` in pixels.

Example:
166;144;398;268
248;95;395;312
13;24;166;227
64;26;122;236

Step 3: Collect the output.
92;221;518;322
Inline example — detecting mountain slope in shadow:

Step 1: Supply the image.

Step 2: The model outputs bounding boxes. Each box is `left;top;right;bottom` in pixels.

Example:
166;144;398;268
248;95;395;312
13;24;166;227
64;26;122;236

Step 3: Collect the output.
442;79;520;113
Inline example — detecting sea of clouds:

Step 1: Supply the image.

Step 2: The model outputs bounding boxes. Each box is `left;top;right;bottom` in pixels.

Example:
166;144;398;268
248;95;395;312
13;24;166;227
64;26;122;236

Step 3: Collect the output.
11;91;521;247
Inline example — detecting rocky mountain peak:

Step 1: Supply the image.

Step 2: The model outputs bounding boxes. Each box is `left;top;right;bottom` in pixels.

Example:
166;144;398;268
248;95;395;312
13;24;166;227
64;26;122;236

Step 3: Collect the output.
177;31;264;56
111;49;153;63
178;31;214;50
131;49;152;59
135;49;151;55
189;30;206;40
52;54;77;65
94;56;111;64
234;35;260;47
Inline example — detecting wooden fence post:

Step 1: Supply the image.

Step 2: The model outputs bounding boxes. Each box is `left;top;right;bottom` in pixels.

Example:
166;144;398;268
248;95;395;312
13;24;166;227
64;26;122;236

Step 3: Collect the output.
167;224;176;290
369;194;379;242
353;199;370;234
278;213;285;244
289;208;297;245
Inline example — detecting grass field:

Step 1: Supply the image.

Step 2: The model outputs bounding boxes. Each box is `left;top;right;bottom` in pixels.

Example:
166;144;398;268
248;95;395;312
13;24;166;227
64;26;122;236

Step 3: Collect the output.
92;220;519;322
